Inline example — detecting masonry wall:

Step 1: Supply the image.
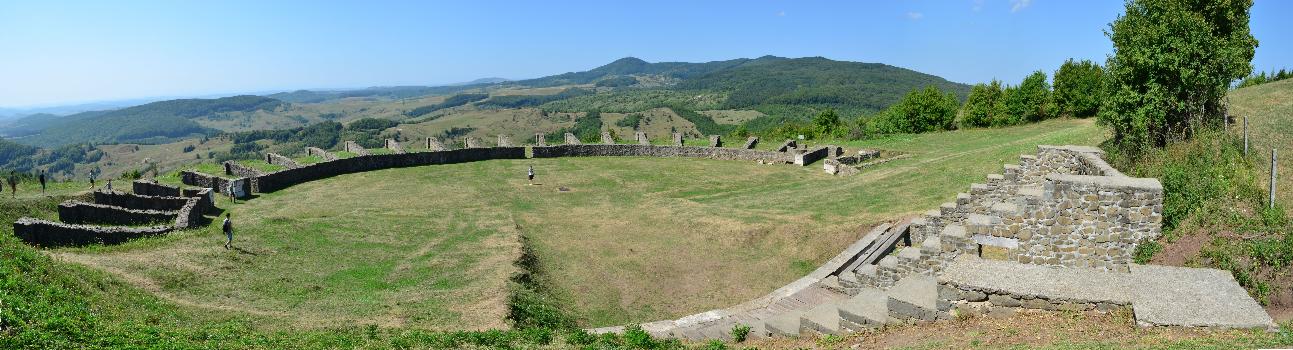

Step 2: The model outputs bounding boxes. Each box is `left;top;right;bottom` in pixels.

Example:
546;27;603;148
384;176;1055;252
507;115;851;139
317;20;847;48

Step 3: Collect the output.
58;201;178;226
133;180;182;197
531;144;794;163
254;147;527;193
12;217;172;247
306;147;339;161
794;146;831;166
181;171;251;198
94;191;191;211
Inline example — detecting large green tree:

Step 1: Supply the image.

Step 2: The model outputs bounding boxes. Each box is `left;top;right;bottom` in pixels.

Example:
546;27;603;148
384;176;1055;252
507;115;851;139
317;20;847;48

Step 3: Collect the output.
957;80;1008;128
1053;59;1105;118
1100;0;1257;152
868;85;960;134
1005;70;1054;124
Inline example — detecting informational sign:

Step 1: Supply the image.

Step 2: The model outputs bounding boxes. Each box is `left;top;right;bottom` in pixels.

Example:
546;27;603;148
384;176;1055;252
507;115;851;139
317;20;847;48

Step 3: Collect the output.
227;179;248;198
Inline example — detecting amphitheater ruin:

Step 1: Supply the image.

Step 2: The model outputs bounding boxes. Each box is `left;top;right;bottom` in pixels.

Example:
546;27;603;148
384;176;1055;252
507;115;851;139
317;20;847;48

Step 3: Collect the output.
12;133;1277;340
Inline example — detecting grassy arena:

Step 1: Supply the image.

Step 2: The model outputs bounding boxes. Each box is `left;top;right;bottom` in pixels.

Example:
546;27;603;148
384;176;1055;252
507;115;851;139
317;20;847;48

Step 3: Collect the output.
48;118;1105;330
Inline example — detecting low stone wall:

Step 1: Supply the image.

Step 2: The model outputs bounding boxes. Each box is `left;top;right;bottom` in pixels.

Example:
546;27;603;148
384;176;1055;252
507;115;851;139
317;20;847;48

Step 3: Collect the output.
384;139;407;153
12;217;172;247
636;132;648;145
266;153;302;169
133;180;182;197
565;133;581;145
58;201;177;226
672;133;683;146
531;144;793;163
535;134;546;147
344;141;370;156
742;137;758;149
465;137;482;148
708;135;721;147
775;139;797;152
254;147;528;193
497;135;514;147
181;171;251;198
427;137;447;151
794;146;831;166
306;147;339;161
939;281;1126;315
173;197;204;229
221;163;262;193
94;191;190;211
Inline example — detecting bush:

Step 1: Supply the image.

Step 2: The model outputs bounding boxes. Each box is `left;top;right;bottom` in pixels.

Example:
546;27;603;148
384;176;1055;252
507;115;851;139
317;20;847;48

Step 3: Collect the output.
1100;0;1257;154
958;80;1008;128
1004;70;1053;124
867;85;959;134
1053;59;1105;118
730;324;751;343
616;113;644;129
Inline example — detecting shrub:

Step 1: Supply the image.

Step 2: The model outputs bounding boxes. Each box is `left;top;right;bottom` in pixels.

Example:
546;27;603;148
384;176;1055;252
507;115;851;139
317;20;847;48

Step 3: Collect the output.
1053;59;1105;118
730;324;752;343
868;85;959;134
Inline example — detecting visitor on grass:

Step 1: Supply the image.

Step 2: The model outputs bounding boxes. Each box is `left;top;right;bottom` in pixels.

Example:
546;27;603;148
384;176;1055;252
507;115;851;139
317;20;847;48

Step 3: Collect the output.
226;182;236;203
38;171;46;195
88;169;96;189
528;165;535;185
106;179;113;192
7;172;17;198
223;213;234;250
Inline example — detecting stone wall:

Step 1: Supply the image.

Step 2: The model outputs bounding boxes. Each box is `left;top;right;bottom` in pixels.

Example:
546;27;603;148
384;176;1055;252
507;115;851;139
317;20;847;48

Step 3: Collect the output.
266;153;302;169
939;281;1126;315
565;133;581;145
497;135;514;147
181;171;251;198
344;141;370;155
709;135;722;147
531;144;793;163
221;162;262;193
535;133;546;147
1006;175;1163;271
427;137;447;151
58;201;178;226
794;146;831;166
465;137;483;148
12;217;172;247
94;191;190;211
743;137;759;149
306;147;339;161
775;139;797;152
253;147;527;193
173;197;204;229
601;132;614;144
133;180;182;197
672;133;683;146
636;132;648;145
385;139;407;153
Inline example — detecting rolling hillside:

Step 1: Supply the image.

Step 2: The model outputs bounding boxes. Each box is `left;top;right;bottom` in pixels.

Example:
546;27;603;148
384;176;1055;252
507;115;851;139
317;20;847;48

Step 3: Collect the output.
3;95;285;148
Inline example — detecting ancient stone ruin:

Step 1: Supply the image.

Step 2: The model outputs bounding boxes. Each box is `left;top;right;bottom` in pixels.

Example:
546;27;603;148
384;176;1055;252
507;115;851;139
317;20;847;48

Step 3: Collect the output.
636;132;649;145
426;137;447;151
13;181;213;247
601;132;615;144
384;139;407;153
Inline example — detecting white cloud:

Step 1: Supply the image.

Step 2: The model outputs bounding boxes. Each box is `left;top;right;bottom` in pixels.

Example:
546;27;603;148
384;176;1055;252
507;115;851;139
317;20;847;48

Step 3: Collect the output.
1010;0;1033;13
907;11;924;20
776;10;785;17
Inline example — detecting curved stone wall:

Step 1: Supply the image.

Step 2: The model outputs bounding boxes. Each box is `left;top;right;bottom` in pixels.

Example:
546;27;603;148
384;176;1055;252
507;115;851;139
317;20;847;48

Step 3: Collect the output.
13;218;173;247
254;147;527;193
530;144;794;164
58;201;178;226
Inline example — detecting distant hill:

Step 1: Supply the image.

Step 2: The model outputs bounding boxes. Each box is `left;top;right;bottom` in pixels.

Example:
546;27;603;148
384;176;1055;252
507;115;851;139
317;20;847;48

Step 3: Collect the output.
5;95;284;147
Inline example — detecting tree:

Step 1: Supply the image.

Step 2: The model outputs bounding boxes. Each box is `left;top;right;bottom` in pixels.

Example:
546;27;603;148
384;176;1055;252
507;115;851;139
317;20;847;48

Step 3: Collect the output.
957;80;1007;128
869;86;959;134
1053;59;1105;118
1100;0;1257;153
1005;71;1053;124
810;108;846;139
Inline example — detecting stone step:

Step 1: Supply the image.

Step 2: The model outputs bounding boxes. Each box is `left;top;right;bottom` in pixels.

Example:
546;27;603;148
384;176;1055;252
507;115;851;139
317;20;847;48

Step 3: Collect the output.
956;193;970;206
1017;185;1044;198
839;288;890;328
820;275;849;294
839;270;862;286
939;202;957;216
886;275;947;322
800;302;845;335
969;183;988;194
920;236;942;254
986;174;1004;182
764;310;808;337
855;263;878;280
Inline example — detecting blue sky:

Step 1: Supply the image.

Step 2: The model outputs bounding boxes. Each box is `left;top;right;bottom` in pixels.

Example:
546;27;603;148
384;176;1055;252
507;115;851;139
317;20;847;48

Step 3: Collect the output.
0;0;1289;108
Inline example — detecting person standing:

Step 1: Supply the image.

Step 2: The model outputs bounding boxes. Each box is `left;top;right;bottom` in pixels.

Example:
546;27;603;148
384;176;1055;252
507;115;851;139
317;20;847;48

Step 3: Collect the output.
106;179;113;192
38;171;46;195
222;213;234;250
527;165;535;185
7;172;17;198
88;169;97;189
225;181;236;203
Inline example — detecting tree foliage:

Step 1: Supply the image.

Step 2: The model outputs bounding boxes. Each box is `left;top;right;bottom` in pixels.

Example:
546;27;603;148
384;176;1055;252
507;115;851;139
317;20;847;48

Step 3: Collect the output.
866;86;960;134
1053;59;1105;118
957;80;1008;128
1006;70;1054;124
1099;0;1257;153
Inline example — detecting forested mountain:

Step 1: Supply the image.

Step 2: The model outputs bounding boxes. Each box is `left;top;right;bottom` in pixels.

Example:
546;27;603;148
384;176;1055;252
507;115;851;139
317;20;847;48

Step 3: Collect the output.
4;95;284;147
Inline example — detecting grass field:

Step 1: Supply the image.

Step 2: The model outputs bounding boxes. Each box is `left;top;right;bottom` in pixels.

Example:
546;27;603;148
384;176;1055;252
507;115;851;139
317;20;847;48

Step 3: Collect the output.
48;118;1106;331
1227;78;1293;216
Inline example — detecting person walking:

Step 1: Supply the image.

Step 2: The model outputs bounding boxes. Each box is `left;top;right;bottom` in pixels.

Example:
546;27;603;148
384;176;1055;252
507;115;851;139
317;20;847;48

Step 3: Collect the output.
222;213;234;250
38;171;46;195
527;165;535;185
7;172;17;198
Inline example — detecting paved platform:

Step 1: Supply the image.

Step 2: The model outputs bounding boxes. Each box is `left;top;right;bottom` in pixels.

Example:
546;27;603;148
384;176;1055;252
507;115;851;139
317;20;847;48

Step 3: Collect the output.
940;256;1276;330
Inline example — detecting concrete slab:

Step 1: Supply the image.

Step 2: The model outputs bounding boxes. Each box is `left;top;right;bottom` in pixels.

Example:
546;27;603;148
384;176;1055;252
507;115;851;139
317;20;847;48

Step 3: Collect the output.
1129;264;1277;330
940;256;1134;304
839;289;889;326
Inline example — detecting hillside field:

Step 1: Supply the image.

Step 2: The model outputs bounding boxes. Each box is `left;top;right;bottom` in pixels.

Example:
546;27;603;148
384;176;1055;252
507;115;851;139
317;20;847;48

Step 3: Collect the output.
43;118;1105;331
